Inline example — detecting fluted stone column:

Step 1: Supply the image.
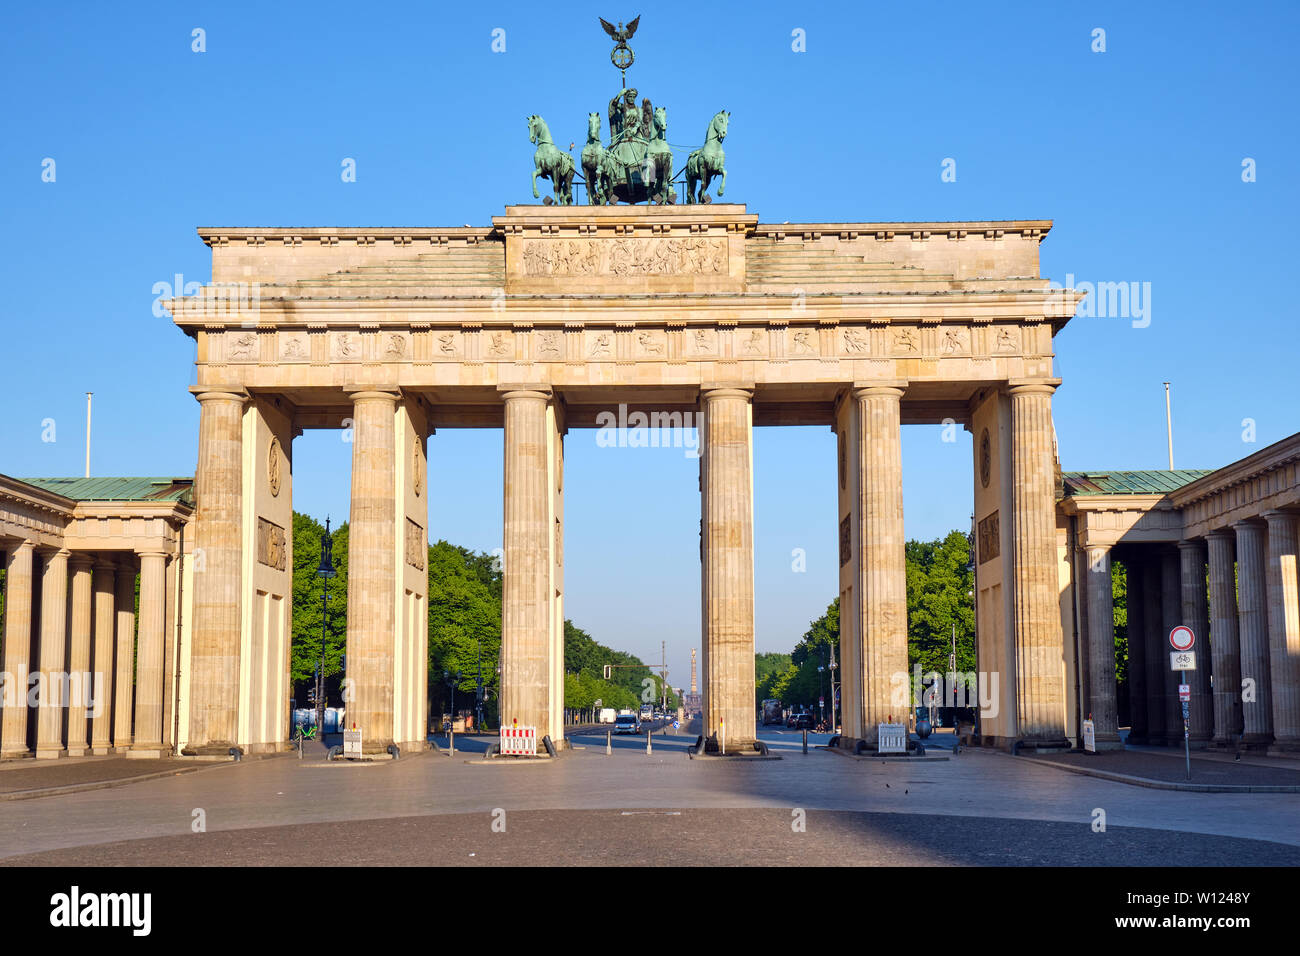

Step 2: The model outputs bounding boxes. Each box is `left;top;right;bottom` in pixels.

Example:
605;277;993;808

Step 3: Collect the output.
1;540;36;758
1234;519;1273;747
700;387;756;752
186;388;246;753
345;388;398;753
65;555;94;756
112;559;136;751
852;386;907;738
1125;556;1148;743
1142;554;1166;743
1263;511;1300;751
1160;549;1183;745
1073;546;1092;739
90;561;116;754
501;388;556;737
130;551;168;757
1084;545;1121;747
1178;539;1213;744
1008;384;1067;745
1206;530;1243;746
35;548;70;759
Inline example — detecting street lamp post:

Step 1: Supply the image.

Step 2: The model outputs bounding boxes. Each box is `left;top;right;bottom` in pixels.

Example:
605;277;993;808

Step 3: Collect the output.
475;634;485;733
818;663;826;727
444;669;462;734
315;517;337;734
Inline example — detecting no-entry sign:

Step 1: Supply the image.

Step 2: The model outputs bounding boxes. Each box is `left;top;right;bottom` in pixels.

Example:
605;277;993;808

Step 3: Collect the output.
1169;626;1195;651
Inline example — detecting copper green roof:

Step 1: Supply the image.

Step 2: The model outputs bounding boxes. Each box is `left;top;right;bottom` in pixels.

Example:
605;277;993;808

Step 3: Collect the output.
1061;470;1212;497
17;477;194;504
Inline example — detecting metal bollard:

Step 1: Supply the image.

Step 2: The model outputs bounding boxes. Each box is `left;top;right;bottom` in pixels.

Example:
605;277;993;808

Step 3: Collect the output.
449;729;454;756
646;730;652;755
606;730;612;755
803;728;808;754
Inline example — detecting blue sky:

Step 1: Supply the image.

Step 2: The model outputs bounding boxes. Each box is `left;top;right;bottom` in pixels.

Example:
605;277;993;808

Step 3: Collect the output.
3;2;1297;684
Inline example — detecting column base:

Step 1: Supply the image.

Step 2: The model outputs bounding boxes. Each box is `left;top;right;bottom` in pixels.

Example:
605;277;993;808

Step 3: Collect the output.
66;746;88;758
703;734;758;755
126;747;167;759
34;747;63;760
89;744;112;755
0;749;33;761
1240;732;1275;752
1267;740;1300;756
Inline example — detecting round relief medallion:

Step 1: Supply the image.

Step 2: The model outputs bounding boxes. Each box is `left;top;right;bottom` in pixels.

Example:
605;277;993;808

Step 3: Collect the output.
979;429;991;489
267;437;282;497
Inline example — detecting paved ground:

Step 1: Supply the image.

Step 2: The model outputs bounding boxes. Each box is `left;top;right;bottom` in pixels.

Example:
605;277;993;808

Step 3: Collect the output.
1;726;1297;865
6;807;1298;867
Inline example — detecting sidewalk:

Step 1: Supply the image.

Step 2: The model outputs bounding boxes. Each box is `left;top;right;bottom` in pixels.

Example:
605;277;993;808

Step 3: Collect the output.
1018;748;1300;792
0;756;217;801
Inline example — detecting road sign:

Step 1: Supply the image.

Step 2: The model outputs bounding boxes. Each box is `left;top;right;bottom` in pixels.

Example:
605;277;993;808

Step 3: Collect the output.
672;720;679;730
1179;683;1190;701
1169;625;1195;651
1170;650;1196;671
1181;701;1190;719
819;696;825;706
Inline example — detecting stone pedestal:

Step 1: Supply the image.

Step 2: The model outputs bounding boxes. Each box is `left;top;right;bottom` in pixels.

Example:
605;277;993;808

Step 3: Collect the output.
1084;545;1122;747
129;551;168;758
35;549;70;759
90;562;116;754
1206;530;1243;746
1;540;35;758
1234;520;1273;747
1263;511;1300;751
344;388;399;754
65;556;94;756
185;388;246;753
1008;384;1067;746
700;387;756;752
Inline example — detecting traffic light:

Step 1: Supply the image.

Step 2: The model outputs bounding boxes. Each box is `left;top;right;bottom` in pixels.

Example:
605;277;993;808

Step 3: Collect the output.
603;664;612;680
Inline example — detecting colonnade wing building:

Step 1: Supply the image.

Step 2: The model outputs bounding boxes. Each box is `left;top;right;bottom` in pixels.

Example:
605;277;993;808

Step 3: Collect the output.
1058;433;1300;755
1;202;1296;759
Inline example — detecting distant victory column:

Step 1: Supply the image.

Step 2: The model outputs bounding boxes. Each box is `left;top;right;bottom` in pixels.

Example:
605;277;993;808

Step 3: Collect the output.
690;648;697;694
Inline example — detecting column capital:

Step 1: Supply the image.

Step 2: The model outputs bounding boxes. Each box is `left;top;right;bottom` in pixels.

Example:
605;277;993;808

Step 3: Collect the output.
1232;517;1266;531
1206;527;1236;540
345;385;401;402
1261;509;1298;524
498;384;553;401
1177;538;1207;552
1007;377;1062;395
699;386;753;402
850;382;906;401
92;557;117;573
7;538;36;554
68;552;95;570
189;385;249;404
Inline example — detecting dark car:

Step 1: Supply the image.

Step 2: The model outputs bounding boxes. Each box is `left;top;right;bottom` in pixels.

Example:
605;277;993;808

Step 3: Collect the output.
793;712;816;730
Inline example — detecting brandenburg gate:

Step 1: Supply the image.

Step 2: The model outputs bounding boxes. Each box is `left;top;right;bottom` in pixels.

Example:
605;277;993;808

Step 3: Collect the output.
167;203;1083;755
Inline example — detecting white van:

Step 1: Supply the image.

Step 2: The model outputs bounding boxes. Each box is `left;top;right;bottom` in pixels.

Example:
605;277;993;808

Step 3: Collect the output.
598;708;617;724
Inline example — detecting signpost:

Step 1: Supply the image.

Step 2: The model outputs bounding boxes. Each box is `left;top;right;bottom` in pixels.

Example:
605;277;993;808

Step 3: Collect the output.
1082;718;1096;754
1169;626;1195;781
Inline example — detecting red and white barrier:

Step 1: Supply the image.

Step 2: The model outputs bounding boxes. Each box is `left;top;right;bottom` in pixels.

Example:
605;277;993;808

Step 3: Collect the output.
500;725;538;756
